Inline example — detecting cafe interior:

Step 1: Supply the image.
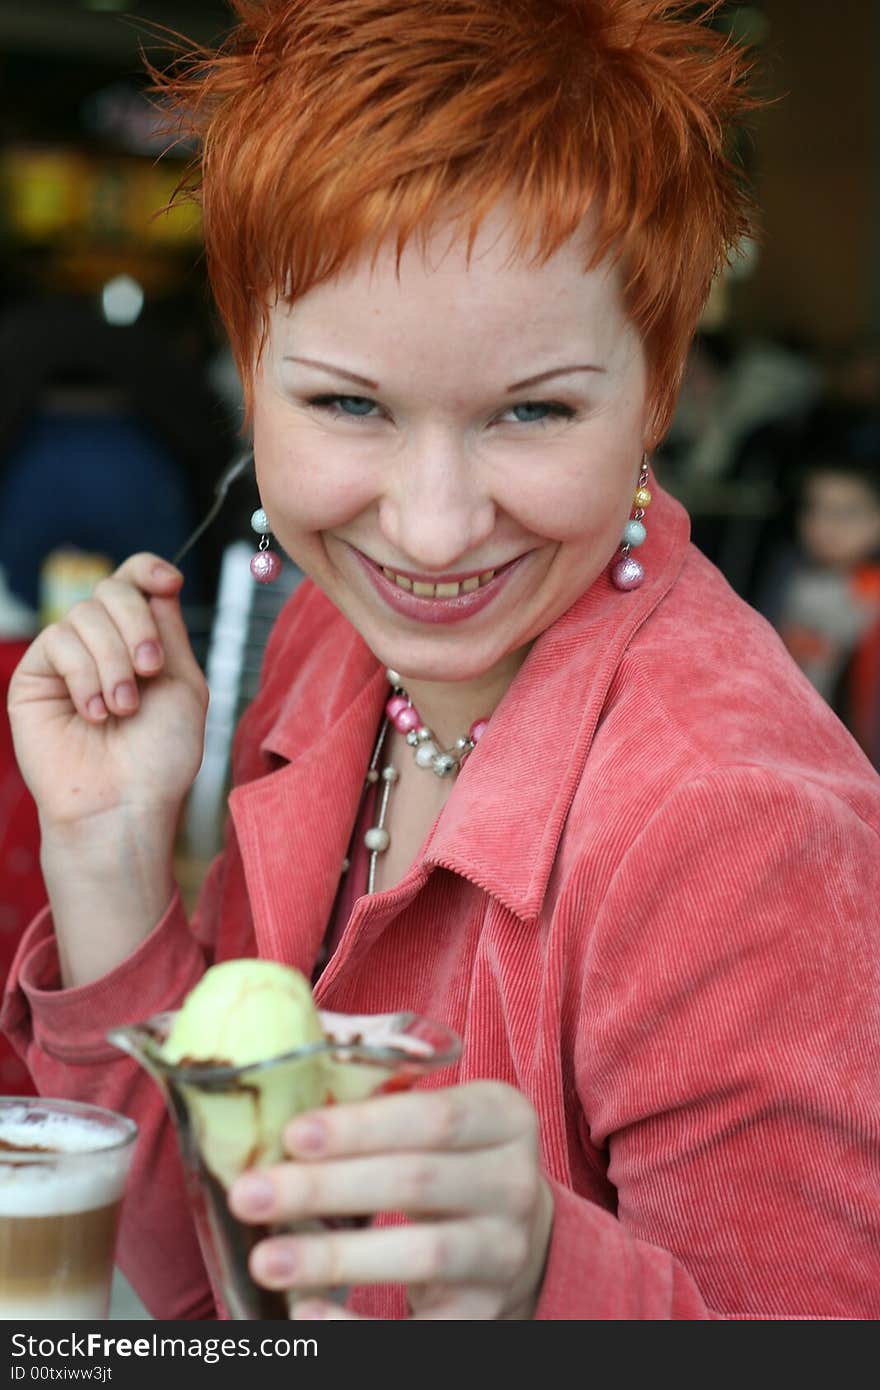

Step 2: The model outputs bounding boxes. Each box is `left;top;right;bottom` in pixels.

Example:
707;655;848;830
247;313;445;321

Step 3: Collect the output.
0;0;877;1112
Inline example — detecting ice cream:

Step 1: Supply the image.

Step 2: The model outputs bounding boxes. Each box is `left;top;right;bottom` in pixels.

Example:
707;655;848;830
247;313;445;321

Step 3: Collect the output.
162;959;325;1070
160;960;331;1188
108;961;459;1319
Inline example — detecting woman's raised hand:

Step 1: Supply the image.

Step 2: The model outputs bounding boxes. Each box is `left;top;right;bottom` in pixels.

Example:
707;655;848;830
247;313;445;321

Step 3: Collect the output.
7;555;210;986
228;1081;555;1320
9;554;208;832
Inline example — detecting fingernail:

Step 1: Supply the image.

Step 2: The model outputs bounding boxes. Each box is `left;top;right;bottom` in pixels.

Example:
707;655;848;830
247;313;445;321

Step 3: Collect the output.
263;1245;298;1279
114;682;138;711
151;562;182;580
135;641;162;669
86;695;107;720
232;1174;275;1216
286;1119;325;1155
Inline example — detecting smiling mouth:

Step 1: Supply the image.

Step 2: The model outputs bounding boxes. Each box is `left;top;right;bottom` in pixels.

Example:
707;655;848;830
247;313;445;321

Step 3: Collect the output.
377;565;500;599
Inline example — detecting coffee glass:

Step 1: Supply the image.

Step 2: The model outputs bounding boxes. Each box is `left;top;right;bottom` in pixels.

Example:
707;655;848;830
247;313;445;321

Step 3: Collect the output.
109;1009;461;1318
0;1097;137;1320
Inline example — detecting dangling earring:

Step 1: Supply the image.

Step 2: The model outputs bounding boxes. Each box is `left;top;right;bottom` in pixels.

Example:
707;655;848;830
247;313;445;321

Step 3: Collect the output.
249;507;282;584
610;454;651;591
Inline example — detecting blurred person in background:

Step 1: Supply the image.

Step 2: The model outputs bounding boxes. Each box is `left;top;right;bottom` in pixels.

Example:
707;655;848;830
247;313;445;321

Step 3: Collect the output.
656;327;822;599
660;327;821;490
758;407;880;769
0;297;238;616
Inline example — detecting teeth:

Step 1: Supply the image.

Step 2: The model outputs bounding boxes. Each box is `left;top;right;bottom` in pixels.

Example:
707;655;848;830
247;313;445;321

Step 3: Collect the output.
382;566;499;597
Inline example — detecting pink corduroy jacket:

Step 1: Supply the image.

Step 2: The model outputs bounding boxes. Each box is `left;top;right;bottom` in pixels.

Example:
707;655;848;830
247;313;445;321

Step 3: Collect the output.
3;484;880;1320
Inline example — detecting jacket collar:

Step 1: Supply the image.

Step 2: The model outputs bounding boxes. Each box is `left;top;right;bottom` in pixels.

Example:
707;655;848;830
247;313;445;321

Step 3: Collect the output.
231;483;690;955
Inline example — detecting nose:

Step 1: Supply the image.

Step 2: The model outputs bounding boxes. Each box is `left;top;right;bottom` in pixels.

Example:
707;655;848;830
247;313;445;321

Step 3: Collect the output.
377;430;496;571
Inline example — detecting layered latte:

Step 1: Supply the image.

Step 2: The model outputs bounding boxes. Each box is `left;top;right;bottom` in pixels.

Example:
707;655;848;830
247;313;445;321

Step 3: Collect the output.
0;1100;136;1320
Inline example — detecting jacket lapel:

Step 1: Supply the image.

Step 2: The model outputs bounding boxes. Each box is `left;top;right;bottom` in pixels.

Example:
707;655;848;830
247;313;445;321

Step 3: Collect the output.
229;665;388;970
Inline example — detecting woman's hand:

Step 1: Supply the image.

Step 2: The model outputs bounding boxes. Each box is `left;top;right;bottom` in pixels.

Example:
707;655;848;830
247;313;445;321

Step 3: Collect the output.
8;554;210;984
228;1081;554;1320
8;553;208;833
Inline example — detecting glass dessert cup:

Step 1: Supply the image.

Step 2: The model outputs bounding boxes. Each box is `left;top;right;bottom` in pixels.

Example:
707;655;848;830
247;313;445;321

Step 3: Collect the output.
108;1010;461;1319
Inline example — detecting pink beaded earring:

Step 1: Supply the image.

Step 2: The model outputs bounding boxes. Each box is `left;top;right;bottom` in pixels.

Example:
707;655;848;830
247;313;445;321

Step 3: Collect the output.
249;508;282;584
610;455;651;591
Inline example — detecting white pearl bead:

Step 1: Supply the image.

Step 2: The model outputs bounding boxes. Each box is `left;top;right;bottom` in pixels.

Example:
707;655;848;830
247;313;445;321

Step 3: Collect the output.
382;765;399;782
416;726;433;743
415;741;438;768
364;826;390;852
366;768;379;783
622;519;646;548
386;668;402;687
251;507;269;534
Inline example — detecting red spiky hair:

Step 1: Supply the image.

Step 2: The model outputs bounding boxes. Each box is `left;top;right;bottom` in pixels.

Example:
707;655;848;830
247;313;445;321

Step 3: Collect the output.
152;0;758;442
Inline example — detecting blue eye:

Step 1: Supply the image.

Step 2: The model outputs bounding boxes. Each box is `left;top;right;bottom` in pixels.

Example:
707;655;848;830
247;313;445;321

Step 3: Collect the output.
308;394;377;417
508;401;574;425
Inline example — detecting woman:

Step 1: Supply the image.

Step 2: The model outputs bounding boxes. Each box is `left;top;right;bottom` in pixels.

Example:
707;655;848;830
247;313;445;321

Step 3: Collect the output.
5;0;879;1320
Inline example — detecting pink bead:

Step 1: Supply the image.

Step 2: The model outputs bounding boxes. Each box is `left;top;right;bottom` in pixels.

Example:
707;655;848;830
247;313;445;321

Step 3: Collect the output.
610;555;644;591
386;694;409;720
393;705;421;734
250;549;282;584
469;718;490;744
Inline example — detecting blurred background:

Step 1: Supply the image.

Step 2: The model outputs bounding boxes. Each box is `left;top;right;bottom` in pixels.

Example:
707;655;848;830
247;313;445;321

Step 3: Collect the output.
0;1;879;1094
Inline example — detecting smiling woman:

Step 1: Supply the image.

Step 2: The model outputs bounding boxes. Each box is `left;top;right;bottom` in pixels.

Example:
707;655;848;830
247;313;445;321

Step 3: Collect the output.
4;0;880;1324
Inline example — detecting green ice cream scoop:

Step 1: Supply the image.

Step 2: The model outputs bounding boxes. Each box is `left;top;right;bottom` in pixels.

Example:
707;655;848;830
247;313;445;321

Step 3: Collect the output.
161;960;330;1188
163;959;325;1067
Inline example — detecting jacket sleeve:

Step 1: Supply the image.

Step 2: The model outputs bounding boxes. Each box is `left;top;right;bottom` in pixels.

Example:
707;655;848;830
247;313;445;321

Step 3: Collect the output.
0;771;263;1320
0;879;218;1318
536;765;880;1319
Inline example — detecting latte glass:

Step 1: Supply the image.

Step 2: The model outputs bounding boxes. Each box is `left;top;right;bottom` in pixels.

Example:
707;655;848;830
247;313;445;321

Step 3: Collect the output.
0;1097;137;1320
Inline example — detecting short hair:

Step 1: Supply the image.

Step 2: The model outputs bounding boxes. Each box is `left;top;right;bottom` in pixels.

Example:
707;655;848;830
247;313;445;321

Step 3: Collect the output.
796;408;880;508
153;0;758;442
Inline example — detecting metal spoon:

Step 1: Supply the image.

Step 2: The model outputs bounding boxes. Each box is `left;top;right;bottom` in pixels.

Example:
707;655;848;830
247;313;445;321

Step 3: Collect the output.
172;450;255;568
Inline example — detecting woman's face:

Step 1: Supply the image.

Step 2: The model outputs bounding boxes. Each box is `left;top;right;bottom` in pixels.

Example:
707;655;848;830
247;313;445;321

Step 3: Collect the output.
252;204;649;685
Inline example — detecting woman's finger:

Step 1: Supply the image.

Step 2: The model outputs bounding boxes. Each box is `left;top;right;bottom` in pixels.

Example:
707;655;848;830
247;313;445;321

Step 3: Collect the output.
230;1144;539;1222
149;595;207;688
64;600;142;718
42;623;110;722
283;1081;537;1159
91;578;165;677
290;1286;504;1320
249;1215;530;1292
112;553;184;595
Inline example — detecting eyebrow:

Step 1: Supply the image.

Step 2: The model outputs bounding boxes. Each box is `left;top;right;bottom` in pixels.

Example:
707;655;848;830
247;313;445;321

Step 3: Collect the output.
283;356;605;393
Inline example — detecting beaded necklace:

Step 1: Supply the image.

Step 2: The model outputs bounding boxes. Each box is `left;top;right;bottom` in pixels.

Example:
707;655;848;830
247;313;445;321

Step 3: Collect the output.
342;668;489;895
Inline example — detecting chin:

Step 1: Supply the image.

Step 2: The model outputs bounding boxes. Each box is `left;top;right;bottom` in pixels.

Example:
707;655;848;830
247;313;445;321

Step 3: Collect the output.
368;634;509;685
